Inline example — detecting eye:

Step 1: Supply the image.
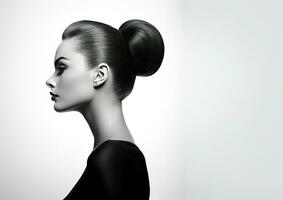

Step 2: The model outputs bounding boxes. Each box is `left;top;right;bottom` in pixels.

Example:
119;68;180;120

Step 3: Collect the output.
56;63;67;75
56;67;65;75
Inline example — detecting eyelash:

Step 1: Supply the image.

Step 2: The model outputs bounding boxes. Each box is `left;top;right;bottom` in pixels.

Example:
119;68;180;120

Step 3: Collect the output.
56;64;66;75
57;68;65;75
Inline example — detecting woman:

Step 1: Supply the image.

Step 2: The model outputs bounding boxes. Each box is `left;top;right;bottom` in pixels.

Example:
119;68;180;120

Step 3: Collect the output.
46;19;164;200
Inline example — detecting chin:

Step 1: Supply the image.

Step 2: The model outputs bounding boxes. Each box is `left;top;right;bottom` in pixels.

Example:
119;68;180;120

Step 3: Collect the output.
54;104;69;112
54;101;86;113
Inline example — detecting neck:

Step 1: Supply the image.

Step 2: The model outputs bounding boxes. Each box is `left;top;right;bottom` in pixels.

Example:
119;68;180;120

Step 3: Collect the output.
78;96;134;150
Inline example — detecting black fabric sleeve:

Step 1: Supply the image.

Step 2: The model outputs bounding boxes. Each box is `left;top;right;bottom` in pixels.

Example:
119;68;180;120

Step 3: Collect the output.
63;141;150;200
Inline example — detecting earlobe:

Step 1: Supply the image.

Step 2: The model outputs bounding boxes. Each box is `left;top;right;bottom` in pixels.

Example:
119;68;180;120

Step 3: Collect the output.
93;63;110;87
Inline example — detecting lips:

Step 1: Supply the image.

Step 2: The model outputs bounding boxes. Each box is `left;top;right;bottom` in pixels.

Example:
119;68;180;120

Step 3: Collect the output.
50;92;59;101
50;92;59;97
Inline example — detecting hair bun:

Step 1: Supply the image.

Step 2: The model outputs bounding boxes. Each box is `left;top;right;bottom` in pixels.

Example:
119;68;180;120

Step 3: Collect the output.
119;19;165;76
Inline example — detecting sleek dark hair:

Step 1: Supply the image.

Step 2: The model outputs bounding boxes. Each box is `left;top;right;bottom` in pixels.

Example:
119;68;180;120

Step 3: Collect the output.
62;19;164;100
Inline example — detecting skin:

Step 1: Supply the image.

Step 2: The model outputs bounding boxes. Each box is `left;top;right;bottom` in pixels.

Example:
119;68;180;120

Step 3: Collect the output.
46;37;135;151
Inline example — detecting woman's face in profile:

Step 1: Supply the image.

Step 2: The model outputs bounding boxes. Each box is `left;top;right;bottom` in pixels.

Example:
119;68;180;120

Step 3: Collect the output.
46;38;94;112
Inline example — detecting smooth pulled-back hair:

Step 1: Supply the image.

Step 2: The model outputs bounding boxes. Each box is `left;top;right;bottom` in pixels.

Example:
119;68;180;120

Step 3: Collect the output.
62;19;164;101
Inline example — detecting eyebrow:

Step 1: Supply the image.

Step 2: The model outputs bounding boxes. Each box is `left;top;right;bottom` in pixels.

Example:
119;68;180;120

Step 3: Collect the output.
54;57;70;67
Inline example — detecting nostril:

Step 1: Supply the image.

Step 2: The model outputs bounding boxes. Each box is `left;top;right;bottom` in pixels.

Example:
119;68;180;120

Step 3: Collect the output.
46;80;54;88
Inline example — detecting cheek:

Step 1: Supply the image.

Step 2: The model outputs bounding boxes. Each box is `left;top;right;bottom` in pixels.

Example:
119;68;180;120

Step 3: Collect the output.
60;73;93;100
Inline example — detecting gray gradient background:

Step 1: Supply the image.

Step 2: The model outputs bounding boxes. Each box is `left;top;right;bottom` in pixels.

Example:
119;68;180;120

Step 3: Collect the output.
0;0;282;199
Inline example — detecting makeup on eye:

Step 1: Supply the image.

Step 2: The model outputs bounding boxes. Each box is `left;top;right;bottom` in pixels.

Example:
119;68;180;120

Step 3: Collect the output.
55;61;67;69
57;67;66;74
55;63;67;75
55;62;67;69
54;56;70;67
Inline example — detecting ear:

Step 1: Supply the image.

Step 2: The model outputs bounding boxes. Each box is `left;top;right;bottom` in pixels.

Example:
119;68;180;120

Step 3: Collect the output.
93;63;110;87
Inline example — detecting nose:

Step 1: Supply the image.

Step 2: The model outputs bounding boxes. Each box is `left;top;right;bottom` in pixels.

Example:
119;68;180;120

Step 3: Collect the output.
46;75;55;89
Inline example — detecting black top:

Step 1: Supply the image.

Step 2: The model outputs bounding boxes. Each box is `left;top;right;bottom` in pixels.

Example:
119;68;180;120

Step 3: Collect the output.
63;140;150;200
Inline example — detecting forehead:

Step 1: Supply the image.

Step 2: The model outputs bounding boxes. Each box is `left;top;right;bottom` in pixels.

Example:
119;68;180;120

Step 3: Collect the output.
54;38;88;71
54;38;80;61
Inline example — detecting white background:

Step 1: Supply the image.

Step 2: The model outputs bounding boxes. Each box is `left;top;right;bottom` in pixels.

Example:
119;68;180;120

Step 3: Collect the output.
0;0;282;200
184;0;283;199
